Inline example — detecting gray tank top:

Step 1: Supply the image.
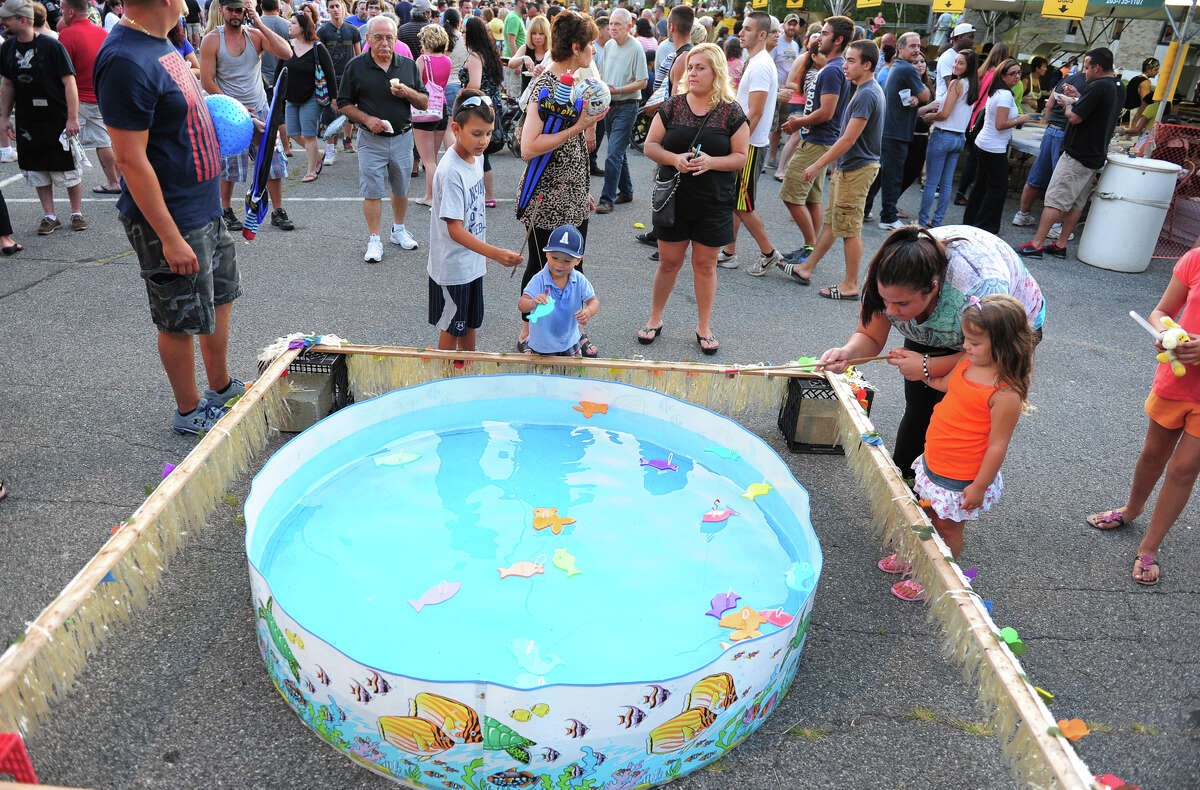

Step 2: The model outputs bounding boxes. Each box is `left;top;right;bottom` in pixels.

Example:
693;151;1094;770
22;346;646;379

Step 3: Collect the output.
216;25;268;112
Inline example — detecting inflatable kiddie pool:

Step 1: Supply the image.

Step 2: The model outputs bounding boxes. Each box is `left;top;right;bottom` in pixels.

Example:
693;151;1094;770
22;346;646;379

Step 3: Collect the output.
245;375;821;788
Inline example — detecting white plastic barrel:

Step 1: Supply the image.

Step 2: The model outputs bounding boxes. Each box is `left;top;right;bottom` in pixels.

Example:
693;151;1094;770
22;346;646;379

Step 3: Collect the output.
1078;154;1181;273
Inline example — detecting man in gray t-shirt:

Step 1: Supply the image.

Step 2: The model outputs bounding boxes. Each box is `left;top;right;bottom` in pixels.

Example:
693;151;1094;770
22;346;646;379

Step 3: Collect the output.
258;0;291;88
780;40;883;303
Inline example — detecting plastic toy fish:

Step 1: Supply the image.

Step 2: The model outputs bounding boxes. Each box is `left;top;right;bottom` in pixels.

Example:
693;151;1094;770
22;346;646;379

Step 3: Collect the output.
499;557;545;579
718;606;768;642
860;430;884;446
532;507;576;535
741;482;773;500
701;501;738;523
785;561;816;593
642;684;671;709
565;718;589;738
758;608;794;627
374;450;419;466
640;453;677;471
618;706;647;728
705;590;741;619
552;548;582;577
509;637;566;675
573;401;608;418
531;703;550;717
409;580;462;612
527;294;556;324
704;446;741;461
511;709;533;722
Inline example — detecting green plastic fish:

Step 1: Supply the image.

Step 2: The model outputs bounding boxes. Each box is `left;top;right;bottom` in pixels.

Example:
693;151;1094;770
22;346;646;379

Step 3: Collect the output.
257;597;301;681
374;451;419;466
482;716;536;764
794;356;820;367
704;446;741;461
553;548;582;577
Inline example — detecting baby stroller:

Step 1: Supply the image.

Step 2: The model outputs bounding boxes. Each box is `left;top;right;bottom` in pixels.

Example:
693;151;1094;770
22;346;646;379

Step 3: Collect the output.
498;93;524;157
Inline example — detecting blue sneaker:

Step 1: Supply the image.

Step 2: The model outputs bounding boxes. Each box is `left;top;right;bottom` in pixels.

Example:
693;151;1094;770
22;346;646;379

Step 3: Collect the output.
202;377;247;408
783;246;814;265
172;401;225;435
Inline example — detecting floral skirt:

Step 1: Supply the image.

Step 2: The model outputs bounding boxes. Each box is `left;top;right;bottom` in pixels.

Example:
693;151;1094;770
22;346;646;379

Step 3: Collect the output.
912;455;1002;522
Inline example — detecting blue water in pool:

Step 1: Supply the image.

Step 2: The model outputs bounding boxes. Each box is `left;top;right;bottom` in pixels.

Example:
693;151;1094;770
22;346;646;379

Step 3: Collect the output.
253;397;811;688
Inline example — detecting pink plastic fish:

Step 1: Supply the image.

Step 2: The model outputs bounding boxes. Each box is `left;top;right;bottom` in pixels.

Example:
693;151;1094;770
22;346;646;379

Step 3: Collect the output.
758;608;794;627
498;558;545;579
409;581;462;612
701;502;738;523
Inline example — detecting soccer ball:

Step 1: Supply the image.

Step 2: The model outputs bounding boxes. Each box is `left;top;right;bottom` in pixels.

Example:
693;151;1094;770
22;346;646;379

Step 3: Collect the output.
571;76;611;116
205;94;254;158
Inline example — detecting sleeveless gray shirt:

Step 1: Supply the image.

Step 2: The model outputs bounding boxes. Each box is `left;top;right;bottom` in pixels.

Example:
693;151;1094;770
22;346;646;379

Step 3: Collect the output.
216;25;269;112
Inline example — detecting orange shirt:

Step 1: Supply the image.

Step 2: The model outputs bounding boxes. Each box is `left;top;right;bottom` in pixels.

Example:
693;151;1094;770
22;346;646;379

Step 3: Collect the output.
924;359;1003;481
1152;248;1200;402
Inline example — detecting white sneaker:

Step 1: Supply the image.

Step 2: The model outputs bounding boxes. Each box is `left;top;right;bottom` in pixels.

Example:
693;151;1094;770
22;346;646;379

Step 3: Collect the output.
1046;223;1076;242
390;225;418;249
1011;210;1036;226
877;219;906;230
748;249;784;277
322;146;336;166
716;250;739;269
0;147;15;163
364;235;383;262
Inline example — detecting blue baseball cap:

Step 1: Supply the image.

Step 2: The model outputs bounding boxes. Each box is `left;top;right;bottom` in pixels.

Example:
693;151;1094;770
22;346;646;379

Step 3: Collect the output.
543;224;585;259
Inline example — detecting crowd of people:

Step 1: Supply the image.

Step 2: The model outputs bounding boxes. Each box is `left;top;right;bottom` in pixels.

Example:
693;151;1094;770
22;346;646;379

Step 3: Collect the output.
0;0;1194;588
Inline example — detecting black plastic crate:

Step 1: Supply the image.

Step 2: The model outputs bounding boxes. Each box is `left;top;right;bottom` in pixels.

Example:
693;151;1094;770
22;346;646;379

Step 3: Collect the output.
259;348;354;415
777;376;874;454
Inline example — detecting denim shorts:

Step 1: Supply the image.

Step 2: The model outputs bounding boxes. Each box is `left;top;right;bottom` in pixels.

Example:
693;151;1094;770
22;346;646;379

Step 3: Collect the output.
285;95;322;138
1025;125;1065;190
123;216;241;335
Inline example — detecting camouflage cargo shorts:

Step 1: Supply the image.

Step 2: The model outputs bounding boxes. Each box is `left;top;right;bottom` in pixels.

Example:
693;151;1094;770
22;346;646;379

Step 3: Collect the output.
122;216;242;335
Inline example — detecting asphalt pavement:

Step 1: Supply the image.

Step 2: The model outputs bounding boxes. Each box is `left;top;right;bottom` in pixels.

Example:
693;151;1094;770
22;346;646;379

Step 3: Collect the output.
0;139;1196;789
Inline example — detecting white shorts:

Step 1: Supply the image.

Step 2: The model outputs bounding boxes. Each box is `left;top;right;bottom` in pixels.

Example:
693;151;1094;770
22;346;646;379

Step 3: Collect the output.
77;102;111;148
23;169;82;189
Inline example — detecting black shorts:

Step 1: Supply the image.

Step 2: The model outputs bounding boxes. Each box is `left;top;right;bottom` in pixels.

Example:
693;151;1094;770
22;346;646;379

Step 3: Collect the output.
654;204;734;248
414;115;449;132
734;145;762;212
428;276;484;336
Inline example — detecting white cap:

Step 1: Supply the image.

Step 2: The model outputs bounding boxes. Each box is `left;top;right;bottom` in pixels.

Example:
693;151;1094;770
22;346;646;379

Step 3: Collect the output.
952;22;975;38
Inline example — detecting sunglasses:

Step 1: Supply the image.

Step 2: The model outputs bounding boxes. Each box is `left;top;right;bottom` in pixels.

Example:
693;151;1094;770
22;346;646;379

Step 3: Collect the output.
460;95;493;108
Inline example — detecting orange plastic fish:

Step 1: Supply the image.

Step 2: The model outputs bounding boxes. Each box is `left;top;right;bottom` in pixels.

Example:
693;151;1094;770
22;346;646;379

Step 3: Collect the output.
532;508;576;535
573;401;608;418
1056;718;1089;741
717;606;768;642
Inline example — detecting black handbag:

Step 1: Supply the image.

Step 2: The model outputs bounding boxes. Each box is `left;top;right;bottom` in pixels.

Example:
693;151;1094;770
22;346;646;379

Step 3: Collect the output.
651;108;712;228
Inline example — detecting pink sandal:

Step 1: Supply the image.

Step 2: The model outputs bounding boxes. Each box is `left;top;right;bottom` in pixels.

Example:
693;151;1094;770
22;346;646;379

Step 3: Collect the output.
877;553;912;574
891;579;925;601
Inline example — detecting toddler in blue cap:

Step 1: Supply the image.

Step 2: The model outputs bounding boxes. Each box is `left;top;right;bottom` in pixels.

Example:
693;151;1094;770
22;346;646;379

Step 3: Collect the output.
518;224;600;356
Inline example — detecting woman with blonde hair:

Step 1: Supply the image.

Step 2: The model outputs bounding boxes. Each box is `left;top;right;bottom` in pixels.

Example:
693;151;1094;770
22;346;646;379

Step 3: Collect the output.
508;14;552;93
413;23;452;205
637;43;749;355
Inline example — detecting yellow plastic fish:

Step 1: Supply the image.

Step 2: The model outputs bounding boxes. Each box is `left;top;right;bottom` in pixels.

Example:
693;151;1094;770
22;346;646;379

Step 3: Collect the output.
532;508;576;535
717;606;768;642
531;703;550;717
285;629;305;650
511;709;532;722
553;548;582;577
741;482;773;500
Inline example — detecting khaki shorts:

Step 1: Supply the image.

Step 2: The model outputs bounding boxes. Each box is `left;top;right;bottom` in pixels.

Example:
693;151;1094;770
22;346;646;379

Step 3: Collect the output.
1145;391;1200;438
828;163;879;238
780;141;829;205
1043;152;1098;213
77;101;111;148
23;169;82;189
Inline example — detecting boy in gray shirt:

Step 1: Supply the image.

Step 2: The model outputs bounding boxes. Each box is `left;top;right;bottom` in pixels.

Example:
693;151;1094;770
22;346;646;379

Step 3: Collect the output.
780;40;884;302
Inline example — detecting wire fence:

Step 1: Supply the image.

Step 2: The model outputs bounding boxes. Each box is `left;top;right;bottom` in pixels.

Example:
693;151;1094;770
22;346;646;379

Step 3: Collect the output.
1144;122;1200;260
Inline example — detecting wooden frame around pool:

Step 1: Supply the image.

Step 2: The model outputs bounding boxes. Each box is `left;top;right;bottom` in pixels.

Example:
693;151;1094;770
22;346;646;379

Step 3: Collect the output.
0;344;1097;789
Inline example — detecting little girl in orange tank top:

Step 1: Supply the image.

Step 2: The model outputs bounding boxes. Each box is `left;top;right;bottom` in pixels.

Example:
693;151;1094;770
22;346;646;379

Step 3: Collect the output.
888;294;1034;602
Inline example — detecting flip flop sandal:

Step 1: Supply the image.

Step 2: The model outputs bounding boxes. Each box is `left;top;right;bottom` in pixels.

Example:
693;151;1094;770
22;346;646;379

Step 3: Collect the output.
1;243;22;255
1086;510;1129;530
516;339;530;353
1134;553;1160;586
0;478;7;501
637;324;663;345
485;199;498;208
891;579;925;601
92;185;121;194
877;553;912;575
695;332;719;355
579;335;598;358
819;285;860;301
